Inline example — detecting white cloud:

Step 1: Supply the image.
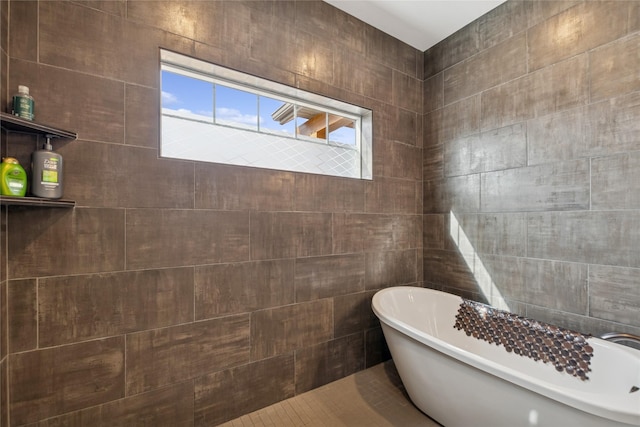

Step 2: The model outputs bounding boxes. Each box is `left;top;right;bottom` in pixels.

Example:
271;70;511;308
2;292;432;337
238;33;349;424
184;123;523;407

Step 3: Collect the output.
161;91;179;105
216;107;258;126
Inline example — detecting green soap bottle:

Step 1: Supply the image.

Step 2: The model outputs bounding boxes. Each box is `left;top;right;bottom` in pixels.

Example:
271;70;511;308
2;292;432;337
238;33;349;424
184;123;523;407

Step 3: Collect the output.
0;157;28;197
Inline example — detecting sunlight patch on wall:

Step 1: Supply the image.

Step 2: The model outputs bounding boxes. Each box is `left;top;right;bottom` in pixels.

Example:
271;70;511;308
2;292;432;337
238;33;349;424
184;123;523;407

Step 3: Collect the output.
449;211;510;311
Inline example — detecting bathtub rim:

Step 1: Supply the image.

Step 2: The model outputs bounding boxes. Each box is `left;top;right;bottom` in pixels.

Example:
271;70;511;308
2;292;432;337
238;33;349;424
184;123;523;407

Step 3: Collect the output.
372;286;640;426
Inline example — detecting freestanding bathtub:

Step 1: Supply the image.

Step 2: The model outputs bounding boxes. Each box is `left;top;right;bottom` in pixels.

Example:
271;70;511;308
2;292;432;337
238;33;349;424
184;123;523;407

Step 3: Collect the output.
372;286;640;427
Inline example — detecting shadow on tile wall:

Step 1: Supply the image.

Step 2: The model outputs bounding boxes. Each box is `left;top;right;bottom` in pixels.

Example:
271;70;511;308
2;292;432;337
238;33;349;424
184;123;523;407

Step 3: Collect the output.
423;0;640;338
1;0;419;425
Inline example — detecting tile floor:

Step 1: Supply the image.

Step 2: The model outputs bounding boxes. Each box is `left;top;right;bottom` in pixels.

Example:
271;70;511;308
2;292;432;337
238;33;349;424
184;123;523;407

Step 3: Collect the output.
219;360;442;426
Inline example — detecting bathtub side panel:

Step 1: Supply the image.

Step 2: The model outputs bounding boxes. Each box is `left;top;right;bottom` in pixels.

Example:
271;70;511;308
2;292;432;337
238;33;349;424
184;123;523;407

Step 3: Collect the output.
380;323;632;427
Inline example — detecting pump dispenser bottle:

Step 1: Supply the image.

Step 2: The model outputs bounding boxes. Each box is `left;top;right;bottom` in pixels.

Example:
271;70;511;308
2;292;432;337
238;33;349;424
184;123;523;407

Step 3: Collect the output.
31;137;64;199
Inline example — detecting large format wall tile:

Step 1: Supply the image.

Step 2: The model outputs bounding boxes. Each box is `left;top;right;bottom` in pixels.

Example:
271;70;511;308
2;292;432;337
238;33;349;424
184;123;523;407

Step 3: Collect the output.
440;95;481;143
7;0;36;62
1;357;7;427
39;1;167;87
18;403;102;426
375;139;422;181
295;334;364;394
372;101;420;147
364;327;391;368
392;70;421;113
300;1;366;58
528;1;628;72
333;50;392;102
527;54;590;118
481;255;588;314
293;174;364;213
592;152;640;210
295;254;365;302
423;249;477;292
423;214;445;249
196;164;294;211
527;106;586;165
251;300;333;360
423;72;444;114
194;355;294;426
333;291;379;338
250;212;332;260
126;315;251;395
9;60;125;144
8;208;125;278
481;55;588;130
422;113;444;181
38;268;194;347
590;34;640;102
477;0;528;50
365;177;417;214
481;159;590;212
453;213;527;257
10;337;125;425
444;33;526;105
126;209;249;269
423;175;480;214
631;1;640;33
0;207;5;361
63;141;194;208
586;90;640;157
101;381;195;427
589;265;640;327
195;260;294;319
479;73;529;131
366;25;417;78
527;211;640;267
434;19;481;73
365;249;417;289
332;213;420;254
30;382;195;427
525;305;640;347
127;0;221;43
0;280;5;361
525;0;581;28
444;123;526;176
125;84;160;149
7;279;36;353
259;25;335;83
469;123;527;173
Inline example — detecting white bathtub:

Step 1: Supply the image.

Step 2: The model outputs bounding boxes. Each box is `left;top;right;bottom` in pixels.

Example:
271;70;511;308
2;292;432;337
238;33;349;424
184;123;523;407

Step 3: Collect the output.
372;286;640;427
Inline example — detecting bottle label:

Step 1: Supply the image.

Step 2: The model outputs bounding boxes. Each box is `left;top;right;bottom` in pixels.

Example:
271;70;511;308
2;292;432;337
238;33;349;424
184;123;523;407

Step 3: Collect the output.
13;95;34;120
41;157;59;186
8;180;25;190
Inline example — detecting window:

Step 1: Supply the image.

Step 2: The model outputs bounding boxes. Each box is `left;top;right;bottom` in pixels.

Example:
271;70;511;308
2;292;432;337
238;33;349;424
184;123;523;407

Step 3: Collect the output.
160;49;372;180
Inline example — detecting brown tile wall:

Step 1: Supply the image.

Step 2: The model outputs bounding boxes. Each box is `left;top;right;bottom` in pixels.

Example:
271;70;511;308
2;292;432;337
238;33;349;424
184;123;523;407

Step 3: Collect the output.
423;0;640;338
1;0;9;424
2;0;421;425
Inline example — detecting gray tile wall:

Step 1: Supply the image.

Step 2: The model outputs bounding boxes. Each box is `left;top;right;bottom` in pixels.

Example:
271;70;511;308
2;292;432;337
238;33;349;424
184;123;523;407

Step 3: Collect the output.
2;0;421;425
423;0;640;337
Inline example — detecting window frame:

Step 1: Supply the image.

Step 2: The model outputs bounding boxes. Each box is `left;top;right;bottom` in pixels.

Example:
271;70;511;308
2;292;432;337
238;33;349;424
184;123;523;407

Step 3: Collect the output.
159;49;373;180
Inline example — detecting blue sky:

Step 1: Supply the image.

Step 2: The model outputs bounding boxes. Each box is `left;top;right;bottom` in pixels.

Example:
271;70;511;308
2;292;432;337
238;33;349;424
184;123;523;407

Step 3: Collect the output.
161;70;355;144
